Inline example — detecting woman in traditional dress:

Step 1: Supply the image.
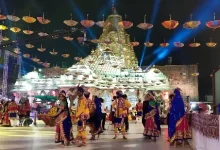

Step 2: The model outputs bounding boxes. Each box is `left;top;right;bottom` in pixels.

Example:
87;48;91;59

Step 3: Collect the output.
142;95;149;127
136;99;143;123
143;91;161;141
54;91;73;146
168;88;191;147
2;100;10;127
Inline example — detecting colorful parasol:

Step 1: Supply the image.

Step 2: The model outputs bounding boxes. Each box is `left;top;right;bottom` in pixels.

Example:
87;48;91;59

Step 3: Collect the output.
63;13;78;27
80;14;95;28
62;54;70;58
189;38;200;47
162;15;179;29
183;14;201;29
37;44;46;52
7;15;20;22
74;57;82;62
2;36;9;41
38;32;48;37
63;36;74;41
13;47;21;54
37;13;50;24
144;41;154;47
0;24;8;30
160;39;169;47
22;13;36;23
43;62;50;68
91;39;101;44
10;27;21;33
49;48;58;55
0;9;6;20
23;54;30;58
137;15;153;30
131;38;139;47
23;27;34;35
25;43;34;49
174;41;184;47
32;57;40;62
206;13;220;30
119;14;133;29
96;14;111;27
206;38;217;48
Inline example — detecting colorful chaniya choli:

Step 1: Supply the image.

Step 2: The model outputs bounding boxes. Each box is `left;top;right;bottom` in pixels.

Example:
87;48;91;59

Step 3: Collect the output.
168;89;191;144
144;100;161;137
55;101;73;146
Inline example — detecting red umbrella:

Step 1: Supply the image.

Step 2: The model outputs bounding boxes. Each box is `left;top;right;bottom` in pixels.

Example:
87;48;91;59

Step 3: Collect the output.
206;13;220;30
137;15;153;30
0;9;6;20
119;14;133;29
162;15;179;30
81;14;95;28
160;39;169;47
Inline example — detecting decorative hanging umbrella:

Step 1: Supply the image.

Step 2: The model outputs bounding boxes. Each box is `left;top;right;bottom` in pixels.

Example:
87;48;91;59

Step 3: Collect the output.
7;14;20;22
43;62;50;68
160;39;169;47
137;15;153;30
174;41;184;47
32;57;40;62
144;41;154;47
96;14;111;27
13;47;21;54
49;48;58;55
25;43;34;48
162;14;179;29
37;44;46;52
37;62;43;64
0;9;6;20
206;13;220;30
189;38;200;47
119;14;133;29
81;14;95;28
2;36;9;41
63;13;78;27
62;53;70;58
191;72;199;76
91;39;101;44
74;57;82;62
183;14;201;29
206;38;217;48
38;32;48;37
10;27;21;33
23;54;30;58
37;13;50;24
0;24;8;30
63;36;74;41
23;27;34;35
131;38;139;47
22;12;36;23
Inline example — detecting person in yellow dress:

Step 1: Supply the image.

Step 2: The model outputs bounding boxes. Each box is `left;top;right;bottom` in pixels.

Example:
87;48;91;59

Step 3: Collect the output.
75;87;90;147
112;91;131;139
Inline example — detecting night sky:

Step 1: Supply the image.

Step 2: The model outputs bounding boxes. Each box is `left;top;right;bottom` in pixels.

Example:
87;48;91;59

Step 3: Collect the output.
1;0;220;99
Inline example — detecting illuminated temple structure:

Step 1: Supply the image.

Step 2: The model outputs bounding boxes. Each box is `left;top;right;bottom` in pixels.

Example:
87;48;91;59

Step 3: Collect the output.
12;10;199;107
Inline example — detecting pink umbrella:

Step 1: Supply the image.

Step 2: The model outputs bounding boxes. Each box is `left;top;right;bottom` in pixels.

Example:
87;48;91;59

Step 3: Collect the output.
137;15;153;30
37;13;50;24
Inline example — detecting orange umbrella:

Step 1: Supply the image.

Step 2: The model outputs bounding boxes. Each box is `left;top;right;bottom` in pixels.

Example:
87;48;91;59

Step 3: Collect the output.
62;54;70;58
160;39;169;47
7;15;20;22
131;39;139;47
23;28;34;35
206;38;217;48
0;9;6;20
37;44;46;52
183;14;201;29
23;54;30;58
25;43;34;48
22;13;36;23
162;15;179;29
174;42;184;47
32;57;40;62
37;13;50;24
81;14;95;27
144;41;154;47
49;48;58;55
189;38;200;47
63;13;78;27
137;15;153;30
63;36;74;41
10;27;21;33
206;13;220;30
91;39;101;44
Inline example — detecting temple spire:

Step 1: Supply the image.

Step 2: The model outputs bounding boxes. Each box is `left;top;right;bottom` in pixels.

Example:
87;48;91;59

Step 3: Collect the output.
112;0;117;14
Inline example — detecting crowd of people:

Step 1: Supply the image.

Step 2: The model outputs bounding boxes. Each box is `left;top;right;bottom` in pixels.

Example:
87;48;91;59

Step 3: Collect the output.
0;96;31;127
52;86;191;147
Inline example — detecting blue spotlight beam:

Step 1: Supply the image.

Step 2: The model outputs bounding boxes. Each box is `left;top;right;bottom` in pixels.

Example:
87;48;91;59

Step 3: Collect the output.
148;0;220;68
140;0;161;66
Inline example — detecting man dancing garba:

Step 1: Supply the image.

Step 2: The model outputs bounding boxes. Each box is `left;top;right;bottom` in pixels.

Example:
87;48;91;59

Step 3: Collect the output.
112;91;131;139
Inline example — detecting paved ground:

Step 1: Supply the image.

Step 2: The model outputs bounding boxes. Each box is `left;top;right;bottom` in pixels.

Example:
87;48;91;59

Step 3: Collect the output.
0;122;192;150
